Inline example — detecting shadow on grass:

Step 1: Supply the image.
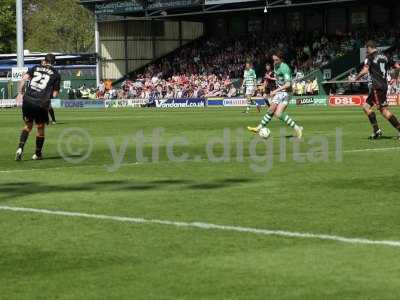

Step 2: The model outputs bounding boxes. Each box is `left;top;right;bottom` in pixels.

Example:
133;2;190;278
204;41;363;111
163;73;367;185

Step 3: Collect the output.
188;178;254;190
0;247;129;278
364;136;398;140
150;179;193;185
316;176;399;191
0;178;258;200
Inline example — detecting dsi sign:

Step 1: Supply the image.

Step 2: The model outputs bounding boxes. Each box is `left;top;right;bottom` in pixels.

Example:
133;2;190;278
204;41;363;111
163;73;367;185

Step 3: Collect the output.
329;95;366;106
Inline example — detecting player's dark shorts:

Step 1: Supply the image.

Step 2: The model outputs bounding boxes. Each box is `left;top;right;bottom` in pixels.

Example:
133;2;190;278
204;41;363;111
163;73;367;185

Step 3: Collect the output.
366;88;388;108
22;96;49;125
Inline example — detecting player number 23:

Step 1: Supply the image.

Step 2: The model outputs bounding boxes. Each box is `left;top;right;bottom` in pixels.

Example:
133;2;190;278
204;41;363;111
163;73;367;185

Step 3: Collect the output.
31;72;50;90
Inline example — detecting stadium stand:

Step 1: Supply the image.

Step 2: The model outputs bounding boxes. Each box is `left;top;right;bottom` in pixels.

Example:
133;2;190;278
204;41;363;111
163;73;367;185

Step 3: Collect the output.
97;28;399;100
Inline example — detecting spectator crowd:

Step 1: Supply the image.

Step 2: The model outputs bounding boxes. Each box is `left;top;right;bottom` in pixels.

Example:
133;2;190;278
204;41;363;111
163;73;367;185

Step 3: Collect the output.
87;29;400;100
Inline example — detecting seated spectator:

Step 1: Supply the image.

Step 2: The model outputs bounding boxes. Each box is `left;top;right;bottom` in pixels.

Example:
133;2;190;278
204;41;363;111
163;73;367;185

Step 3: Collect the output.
101;29;400;100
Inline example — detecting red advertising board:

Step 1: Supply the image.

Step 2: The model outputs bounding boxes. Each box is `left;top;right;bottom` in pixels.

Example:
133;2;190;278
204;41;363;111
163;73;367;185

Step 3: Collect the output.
329;94;399;107
329;95;367;106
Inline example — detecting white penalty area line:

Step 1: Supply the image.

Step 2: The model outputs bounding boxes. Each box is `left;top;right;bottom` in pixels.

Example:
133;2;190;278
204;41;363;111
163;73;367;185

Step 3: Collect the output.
0;205;400;248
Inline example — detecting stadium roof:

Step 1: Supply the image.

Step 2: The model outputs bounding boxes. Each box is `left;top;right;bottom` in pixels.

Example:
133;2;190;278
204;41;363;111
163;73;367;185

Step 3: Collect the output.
80;0;361;19
0;53;96;67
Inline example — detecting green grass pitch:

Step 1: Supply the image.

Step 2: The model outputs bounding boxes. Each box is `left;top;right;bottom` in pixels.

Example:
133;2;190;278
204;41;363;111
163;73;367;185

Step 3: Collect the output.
1;106;400;299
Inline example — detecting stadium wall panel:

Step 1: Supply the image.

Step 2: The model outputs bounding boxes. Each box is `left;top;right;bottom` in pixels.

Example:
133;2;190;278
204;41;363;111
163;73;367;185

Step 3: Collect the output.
182;22;203;40
163;21;180;39
102;60;125;79
127;60;151;73
101;41;125;60
98;20;204;80
327;7;346;34
397;4;400;20
99;22;124;40
268;14;284;32
154;41;180;58
127;41;154;60
304;10;324;32
127;21;153;38
370;5;390;26
348;7;368;31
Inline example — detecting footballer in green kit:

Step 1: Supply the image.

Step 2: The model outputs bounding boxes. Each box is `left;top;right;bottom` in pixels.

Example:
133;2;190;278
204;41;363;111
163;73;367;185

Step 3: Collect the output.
242;62;261;113
248;51;303;138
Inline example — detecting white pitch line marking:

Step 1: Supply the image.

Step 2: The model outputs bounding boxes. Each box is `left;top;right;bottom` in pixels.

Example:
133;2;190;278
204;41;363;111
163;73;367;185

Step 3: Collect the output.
0;162;141;174
342;147;400;153
0;205;399;248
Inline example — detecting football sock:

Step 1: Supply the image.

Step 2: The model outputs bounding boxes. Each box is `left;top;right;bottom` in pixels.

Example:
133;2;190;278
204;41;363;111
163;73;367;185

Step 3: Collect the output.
279;113;298;129
49;107;56;122
388;115;400;131
36;136;45;155
18;129;30;150
368;112;380;133
261;111;274;126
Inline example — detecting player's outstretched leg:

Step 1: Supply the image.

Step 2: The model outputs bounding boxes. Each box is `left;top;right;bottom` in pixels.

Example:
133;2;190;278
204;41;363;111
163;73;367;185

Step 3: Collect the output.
275;106;303;139
278;112;303;138
380;107;400;140
33;123;45;160
247;112;274;133
247;103;277;133
49;106;56;124
274;103;303;138
15;122;33;161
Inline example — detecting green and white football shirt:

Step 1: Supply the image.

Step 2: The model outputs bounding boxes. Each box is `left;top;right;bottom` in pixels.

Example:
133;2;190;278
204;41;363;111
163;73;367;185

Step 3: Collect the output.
274;63;292;89
243;68;257;88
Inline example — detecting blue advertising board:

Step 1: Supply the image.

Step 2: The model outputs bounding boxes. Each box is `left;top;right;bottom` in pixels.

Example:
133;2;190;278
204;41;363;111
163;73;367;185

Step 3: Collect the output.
60;100;105;108
221;98;266;107
207;98;224;106
155;98;205;108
